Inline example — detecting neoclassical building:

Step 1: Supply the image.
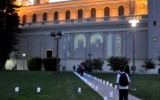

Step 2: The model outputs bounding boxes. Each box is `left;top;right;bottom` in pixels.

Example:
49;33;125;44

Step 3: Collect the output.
7;0;156;72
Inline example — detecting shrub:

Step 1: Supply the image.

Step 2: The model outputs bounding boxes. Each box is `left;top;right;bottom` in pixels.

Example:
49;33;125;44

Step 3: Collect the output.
82;59;93;72
107;56;129;71
43;57;60;71
82;58;104;72
27;57;42;71
142;59;156;74
92;58;104;71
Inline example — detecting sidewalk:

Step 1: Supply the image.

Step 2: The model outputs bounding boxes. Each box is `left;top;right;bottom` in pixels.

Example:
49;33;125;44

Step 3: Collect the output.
74;72;141;100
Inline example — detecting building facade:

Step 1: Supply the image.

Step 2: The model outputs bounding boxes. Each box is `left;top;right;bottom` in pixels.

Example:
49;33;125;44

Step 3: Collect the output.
6;0;153;72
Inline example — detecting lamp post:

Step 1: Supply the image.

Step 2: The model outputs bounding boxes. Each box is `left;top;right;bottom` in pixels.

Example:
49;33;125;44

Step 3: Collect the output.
22;53;26;70
129;19;139;90
50;31;63;86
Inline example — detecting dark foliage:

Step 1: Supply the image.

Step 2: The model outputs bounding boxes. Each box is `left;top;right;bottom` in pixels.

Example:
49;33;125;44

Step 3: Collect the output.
82;59;93;72
92;58;104;71
27;57;42;71
107;56;129;71
0;0;21;70
142;59;156;71
82;58;104;72
157;52;160;66
43;57;60;71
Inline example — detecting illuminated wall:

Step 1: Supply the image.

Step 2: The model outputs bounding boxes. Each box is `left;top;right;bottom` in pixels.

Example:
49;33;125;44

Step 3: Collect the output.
17;0;147;24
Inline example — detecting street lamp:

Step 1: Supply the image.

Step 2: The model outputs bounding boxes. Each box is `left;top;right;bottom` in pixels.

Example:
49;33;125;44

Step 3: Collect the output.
129;19;139;90
22;53;26;70
50;30;64;86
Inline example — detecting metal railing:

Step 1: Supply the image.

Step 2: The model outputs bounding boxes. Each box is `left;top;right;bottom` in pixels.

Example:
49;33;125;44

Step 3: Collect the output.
21;15;148;27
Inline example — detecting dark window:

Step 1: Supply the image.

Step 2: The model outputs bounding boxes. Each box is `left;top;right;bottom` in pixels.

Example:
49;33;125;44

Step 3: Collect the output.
66;10;70;20
23;15;26;24
43;12;47;21
119;6;124;16
153;21;156;26
47;50;52;58
54;11;58;21
91;8;96;18
104;7;110;17
32;14;36;23
78;9;83;19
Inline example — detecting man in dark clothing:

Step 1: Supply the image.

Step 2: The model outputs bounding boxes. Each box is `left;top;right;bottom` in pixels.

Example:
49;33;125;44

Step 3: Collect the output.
116;66;130;100
79;64;84;76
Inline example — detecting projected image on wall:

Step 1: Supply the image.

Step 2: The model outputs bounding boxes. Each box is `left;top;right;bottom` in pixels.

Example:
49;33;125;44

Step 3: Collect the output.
106;33;121;57
61;36;71;57
90;33;103;58
74;34;86;58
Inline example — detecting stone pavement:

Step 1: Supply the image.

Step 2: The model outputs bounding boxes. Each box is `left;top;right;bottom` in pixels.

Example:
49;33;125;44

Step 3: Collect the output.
73;72;141;100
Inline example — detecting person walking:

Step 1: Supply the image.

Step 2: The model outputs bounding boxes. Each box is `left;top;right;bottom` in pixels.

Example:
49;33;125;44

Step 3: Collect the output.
124;65;130;75
79;64;84;76
116;66;130;100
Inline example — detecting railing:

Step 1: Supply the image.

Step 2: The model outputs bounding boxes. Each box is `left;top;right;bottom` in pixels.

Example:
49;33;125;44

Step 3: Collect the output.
22;15;148;27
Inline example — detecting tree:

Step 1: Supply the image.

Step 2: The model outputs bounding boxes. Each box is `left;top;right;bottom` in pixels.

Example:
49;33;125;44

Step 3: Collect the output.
82;58;104;72
107;56;129;71
92;58;104;71
0;0;21;70
142;59;156;74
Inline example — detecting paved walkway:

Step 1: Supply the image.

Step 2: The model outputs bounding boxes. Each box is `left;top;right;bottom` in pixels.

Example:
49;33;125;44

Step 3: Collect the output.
73;72;141;100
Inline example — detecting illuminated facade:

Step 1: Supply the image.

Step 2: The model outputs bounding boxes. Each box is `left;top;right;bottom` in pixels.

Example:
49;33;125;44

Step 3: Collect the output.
9;0;152;72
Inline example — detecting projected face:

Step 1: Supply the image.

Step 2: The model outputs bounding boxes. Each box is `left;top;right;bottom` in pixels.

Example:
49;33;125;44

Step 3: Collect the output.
90;33;103;58
90;33;103;48
74;34;86;58
74;34;86;50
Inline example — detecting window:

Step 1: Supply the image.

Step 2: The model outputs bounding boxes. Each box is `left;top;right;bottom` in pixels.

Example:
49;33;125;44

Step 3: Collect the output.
54;11;58;21
118;6;124;16
66;10;70;20
104;7;110;17
78;9;83;19
46;50;52;58
91;8;96;18
32;14;36;23
34;0;40;5
23;15;26;24
43;12;47;22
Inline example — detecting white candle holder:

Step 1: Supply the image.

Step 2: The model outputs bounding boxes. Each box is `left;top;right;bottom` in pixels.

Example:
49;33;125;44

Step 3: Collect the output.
104;96;108;100
15;87;19;92
109;91;113;98
78;87;81;93
37;87;41;93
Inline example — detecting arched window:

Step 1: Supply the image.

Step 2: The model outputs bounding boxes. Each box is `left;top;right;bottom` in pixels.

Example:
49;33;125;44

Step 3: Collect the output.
104;7;110;17
91;8;96;18
32;14;36;23
66;10;70;20
34;0;40;5
23;15;26;24
54;11;58;21
43;12;47;22
118;6;124;16
78;9;83;19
